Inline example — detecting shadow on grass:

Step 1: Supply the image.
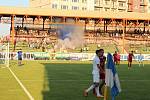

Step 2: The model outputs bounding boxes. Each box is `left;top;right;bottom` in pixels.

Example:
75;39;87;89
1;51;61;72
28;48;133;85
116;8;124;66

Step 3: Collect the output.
41;62;150;100
41;62;99;100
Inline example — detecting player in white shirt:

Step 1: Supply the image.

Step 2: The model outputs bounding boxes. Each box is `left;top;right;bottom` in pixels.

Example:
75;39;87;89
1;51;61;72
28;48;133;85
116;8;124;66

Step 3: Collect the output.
84;50;103;98
138;53;144;67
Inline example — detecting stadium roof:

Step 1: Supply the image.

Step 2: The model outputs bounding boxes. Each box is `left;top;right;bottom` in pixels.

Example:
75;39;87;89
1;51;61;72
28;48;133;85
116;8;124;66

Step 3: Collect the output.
0;6;150;20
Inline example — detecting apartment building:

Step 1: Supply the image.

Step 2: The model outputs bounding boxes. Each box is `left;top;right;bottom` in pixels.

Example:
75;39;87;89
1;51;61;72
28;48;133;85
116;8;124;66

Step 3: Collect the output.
94;0;128;12
29;0;95;11
128;0;147;13
147;0;150;13
29;0;150;13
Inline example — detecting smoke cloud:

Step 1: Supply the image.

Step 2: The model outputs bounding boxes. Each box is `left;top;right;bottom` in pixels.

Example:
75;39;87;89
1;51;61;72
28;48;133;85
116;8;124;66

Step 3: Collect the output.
54;24;84;50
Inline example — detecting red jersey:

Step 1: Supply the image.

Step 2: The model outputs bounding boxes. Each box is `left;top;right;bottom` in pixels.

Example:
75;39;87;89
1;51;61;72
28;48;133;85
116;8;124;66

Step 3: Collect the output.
113;53;117;62
117;54;120;61
128;53;134;62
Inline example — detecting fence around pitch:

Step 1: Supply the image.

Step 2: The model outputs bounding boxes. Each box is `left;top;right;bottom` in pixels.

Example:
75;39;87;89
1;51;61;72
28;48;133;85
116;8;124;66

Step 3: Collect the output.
0;52;150;61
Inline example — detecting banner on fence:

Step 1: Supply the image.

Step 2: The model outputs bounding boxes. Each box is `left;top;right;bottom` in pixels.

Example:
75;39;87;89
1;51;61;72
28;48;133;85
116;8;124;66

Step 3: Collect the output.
1;52;150;61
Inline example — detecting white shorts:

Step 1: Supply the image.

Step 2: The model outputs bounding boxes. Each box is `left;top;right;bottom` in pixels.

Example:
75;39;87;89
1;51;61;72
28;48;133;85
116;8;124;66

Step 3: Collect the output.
93;74;100;83
138;60;143;62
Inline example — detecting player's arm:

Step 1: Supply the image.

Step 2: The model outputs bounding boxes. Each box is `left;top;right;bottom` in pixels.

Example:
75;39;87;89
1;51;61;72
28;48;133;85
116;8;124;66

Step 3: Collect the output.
102;57;106;73
96;59;100;69
132;54;135;60
100;66;105;74
127;54;129;60
104;56;106;62
100;63;105;73
97;64;100;69
133;54;135;57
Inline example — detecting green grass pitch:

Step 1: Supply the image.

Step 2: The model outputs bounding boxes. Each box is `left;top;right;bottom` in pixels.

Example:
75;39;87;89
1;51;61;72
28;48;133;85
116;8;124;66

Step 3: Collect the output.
0;60;150;100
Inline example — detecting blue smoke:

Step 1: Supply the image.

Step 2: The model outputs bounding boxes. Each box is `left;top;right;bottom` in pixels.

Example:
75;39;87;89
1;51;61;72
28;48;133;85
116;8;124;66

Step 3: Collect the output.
58;25;75;40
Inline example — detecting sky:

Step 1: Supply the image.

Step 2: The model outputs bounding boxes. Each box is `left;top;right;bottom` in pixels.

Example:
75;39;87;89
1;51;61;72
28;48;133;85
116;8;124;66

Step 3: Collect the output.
0;0;28;7
0;0;29;37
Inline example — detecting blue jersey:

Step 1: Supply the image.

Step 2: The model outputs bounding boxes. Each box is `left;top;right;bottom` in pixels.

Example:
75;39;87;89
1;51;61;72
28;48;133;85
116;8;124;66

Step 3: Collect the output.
138;55;144;61
17;51;22;58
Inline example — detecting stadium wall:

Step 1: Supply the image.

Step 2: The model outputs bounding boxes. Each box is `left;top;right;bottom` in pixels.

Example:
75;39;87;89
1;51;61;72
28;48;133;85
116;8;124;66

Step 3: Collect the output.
1;52;150;61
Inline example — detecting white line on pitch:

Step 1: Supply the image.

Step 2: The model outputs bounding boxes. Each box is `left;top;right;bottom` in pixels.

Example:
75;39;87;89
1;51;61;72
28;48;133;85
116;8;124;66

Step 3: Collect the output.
8;67;34;100
21;79;150;82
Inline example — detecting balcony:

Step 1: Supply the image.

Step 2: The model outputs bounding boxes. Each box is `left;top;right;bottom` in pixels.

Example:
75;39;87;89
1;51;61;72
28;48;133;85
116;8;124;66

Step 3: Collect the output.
140;10;146;13
111;4;117;8
127;9;133;12
118;6;127;10
127;6;133;12
104;3;111;8
94;4;104;8
140;2;147;6
118;0;127;2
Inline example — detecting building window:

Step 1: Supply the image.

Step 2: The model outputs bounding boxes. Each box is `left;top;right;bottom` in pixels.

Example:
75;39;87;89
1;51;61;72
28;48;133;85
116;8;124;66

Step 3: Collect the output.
140;6;145;12
82;0;87;3
95;0;101;6
140;0;144;3
119;2;124;7
119;9;125;12
112;1;117;8
52;4;57;9
61;5;68;10
94;8;100;11
72;6;79;10
105;8;110;11
111;9;116;12
82;7;87;10
72;0;79;2
105;0;110;5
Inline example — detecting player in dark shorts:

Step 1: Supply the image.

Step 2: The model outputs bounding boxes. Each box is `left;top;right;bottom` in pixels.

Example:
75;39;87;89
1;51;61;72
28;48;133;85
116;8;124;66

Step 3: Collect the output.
93;49;106;96
128;51;134;69
99;49;106;95
17;49;22;66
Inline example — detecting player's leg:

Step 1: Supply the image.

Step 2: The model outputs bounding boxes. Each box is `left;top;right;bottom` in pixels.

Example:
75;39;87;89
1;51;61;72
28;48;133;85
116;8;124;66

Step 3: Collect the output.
20;57;22;65
138;60;141;67
117;59;119;66
99;80;105;95
95;83;101;97
128;61;131;69
18;57;22;66
130;62;132;68
94;74;103;97
118;60;120;65
116;60;118;66
18;59;20;65
92;87;96;96
128;61;130;69
19;60;21;66
142;61;144;67
85;84;95;93
84;74;98;96
115;61;117;65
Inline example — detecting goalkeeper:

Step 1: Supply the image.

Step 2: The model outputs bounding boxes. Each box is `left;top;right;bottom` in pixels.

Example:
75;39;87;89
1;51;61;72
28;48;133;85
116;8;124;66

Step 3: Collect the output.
17;49;23;66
